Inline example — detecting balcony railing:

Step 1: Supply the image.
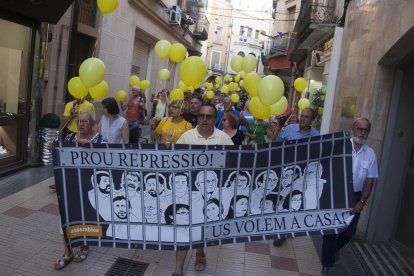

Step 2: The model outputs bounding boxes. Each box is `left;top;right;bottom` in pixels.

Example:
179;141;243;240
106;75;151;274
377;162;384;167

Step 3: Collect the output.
193;15;209;41
79;0;97;28
294;0;336;37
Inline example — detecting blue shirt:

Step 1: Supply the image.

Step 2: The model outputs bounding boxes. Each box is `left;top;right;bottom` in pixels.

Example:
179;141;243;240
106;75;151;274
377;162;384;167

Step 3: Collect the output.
276;124;320;142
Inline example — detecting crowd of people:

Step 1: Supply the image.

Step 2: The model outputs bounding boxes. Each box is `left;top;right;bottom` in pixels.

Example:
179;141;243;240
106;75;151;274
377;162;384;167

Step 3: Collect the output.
52;84;377;276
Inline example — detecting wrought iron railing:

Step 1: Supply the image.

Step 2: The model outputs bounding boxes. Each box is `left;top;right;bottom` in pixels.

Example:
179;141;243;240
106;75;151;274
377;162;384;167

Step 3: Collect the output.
294;0;336;37
79;0;97;28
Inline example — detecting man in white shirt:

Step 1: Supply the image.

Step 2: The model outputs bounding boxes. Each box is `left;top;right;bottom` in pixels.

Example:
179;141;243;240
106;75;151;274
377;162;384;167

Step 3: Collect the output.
174;103;234;276
321;118;378;275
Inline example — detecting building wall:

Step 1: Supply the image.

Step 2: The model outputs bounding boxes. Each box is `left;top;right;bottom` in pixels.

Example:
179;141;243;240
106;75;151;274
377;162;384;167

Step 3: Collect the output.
42;7;72;117
331;0;414;236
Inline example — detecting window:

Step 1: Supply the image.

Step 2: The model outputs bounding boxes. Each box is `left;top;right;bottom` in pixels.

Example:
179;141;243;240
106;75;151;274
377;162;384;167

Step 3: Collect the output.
237;51;245;57
210;50;222;70
285;6;296;32
247;27;252;37
239;25;244;36
255;30;260;39
214;26;223;44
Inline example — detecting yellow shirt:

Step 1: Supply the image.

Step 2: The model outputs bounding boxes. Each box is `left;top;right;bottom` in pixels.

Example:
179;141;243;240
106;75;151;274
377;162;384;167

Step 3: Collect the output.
155;117;192;144
63;100;95;133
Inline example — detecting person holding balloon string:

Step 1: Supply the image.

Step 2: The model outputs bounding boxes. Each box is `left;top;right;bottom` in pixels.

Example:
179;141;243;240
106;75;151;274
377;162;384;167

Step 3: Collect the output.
120;86;146;143
151;100;192;145
245;118;268;145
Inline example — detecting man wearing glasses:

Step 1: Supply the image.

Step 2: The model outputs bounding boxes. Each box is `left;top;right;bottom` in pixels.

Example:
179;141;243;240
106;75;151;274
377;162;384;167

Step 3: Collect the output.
321;118;378;275
276;107;319;141
177;103;234;145
174;103;233;276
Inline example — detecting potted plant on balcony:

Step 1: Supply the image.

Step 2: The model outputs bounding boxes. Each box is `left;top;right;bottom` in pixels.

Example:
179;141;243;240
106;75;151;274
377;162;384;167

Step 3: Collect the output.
39;113;61;165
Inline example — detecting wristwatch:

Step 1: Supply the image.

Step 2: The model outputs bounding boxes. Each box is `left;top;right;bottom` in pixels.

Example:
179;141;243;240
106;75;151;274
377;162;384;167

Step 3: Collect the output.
360;199;366;206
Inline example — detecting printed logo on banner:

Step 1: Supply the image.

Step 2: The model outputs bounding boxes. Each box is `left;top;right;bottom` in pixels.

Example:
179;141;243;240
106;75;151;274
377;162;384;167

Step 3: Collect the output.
66;225;103;238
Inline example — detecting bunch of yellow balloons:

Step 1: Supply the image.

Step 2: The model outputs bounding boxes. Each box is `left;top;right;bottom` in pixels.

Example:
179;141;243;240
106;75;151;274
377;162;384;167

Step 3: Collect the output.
154;40;187;63
68;57;108;100
230;55;257;73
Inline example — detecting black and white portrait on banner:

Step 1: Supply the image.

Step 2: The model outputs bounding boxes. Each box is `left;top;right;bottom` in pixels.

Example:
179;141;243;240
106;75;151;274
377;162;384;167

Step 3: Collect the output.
53;132;354;250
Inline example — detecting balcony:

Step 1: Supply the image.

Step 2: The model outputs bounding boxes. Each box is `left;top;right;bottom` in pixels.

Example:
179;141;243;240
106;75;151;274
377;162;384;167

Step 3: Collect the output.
234;35;263;50
79;0;97;28
289;0;337;63
193;15;209;41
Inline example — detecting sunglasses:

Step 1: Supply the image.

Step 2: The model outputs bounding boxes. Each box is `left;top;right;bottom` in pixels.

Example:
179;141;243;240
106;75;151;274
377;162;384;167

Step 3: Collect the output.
198;114;215;120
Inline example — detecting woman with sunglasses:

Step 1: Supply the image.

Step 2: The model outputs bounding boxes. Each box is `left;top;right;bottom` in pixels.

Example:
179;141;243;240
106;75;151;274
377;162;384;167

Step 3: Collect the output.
222;113;245;145
153;100;192;145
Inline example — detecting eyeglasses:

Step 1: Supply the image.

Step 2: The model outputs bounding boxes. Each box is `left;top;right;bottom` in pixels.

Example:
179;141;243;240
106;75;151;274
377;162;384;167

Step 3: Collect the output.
355;127;369;133
76;119;90;124
198;114;215;120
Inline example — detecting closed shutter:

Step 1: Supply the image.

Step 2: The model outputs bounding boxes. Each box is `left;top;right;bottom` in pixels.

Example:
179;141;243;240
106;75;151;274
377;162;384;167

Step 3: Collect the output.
132;39;150;80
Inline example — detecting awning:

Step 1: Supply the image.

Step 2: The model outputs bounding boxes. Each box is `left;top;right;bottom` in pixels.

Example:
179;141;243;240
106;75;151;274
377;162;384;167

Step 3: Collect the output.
0;0;74;24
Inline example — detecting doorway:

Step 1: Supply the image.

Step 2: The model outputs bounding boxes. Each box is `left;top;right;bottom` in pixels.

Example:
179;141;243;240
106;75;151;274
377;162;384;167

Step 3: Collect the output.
394;63;414;250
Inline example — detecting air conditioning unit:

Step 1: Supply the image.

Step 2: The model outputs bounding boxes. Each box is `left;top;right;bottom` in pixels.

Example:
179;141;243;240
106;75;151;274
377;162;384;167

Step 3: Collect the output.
169;5;181;25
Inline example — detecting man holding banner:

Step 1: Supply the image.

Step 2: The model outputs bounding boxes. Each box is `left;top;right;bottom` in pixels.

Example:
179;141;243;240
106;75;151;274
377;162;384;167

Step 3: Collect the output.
174;103;234;276
321;118;378;275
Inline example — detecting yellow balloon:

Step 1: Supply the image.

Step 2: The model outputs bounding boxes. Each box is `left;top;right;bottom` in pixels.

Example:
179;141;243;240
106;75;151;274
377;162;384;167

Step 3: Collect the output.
298;98;310;110
220;85;229;94
97;0;119;14
318;107;324;116
139;80;151;90
215;83;220;88
215;76;222;84
159;69;170;81
231;93;240;103
240;71;246;79
154;40;171;60
206;90;215;99
244;72;261;97
170;88;184;101
179;56;206;86
194;83;200;89
205;82;213;90
230;55;243;72
129;75;140;86
67;77;88;99
178;80;188;91
88;80;108;100
224;75;231;82
249;96;271;119
169;43;187;63
239;80;244;87
294;77;307;92
207;70;213;76
114;89;127;102
242;54;257;73
188;86;195;93
79;57;106;88
270;96;288;116
258;75;284;105
234;74;241;82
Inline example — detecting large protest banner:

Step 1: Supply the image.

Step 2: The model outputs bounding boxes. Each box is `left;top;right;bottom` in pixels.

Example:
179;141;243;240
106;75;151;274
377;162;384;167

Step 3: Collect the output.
53;132;353;250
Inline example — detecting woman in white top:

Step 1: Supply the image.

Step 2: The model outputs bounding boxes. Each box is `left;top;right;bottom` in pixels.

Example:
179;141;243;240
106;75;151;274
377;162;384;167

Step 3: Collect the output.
151;89;169;123
97;97;129;144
